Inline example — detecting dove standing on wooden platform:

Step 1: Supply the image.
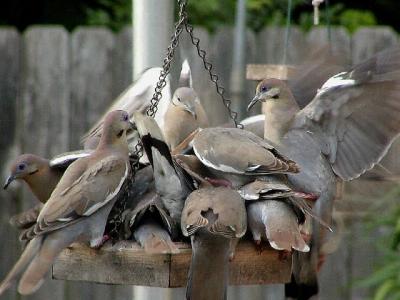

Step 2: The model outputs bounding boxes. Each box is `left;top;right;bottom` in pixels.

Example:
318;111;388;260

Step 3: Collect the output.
242;177;310;253
181;187;247;300
192;127;299;188
4;151;92;230
133;111;193;231
248;47;400;299
163;59;209;151
0;110;132;296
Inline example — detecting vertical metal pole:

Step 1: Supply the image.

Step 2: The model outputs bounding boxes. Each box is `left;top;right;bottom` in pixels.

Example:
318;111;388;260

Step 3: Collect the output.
230;0;247;120
132;1;174;298
133;0;174;79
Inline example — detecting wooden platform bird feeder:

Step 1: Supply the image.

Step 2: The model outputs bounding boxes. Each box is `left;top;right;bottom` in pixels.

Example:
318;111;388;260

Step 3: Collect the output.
52;241;292;287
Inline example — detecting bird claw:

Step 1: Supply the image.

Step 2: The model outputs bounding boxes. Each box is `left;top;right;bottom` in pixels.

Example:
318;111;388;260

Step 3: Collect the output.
293;191;319;201
300;231;312;244
91;234;110;249
278;250;291;261
254;240;263;255
204;177;233;188
317;254;326;272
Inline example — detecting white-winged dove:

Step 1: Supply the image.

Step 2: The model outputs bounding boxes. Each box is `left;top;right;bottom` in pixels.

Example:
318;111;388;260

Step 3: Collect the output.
248;47;400;299
163;86;209;151
181;186;247;300
4;151;92;230
192;127;299;188
0;110;132;296
123;188;177;249
132;111;193;227
4;154;63;203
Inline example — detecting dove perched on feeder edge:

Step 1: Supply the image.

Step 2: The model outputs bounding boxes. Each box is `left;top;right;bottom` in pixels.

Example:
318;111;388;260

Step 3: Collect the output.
130;192;179;254
4;151;92;230
163;60;209;151
132;111;194;230
181;186;247;300
123;173;179;255
248;47;400;299
241;177;310;253
0;110;132;296
192;127;299;188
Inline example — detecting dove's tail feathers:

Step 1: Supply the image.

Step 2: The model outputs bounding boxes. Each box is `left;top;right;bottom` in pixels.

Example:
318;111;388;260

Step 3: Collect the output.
0;236;43;296
18;234;73;295
285;275;319;300
186;236;229;300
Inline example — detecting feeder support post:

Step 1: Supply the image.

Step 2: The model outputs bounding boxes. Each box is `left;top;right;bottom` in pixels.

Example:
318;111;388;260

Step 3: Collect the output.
133;0;174;79
230;0;247;120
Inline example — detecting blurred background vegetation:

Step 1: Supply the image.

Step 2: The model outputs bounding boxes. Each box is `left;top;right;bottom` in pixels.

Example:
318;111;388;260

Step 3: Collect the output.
0;0;398;33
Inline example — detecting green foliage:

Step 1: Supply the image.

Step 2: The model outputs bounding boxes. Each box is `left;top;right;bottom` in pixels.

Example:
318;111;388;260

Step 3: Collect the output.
84;0;131;31
358;187;400;299
338;9;377;33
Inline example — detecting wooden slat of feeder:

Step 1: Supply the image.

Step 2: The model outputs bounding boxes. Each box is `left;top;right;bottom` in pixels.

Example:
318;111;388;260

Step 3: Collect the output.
246;64;296;81
53;241;292;287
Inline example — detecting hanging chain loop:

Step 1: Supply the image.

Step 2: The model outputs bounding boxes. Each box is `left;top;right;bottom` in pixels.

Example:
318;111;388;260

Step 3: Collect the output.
110;0;243;239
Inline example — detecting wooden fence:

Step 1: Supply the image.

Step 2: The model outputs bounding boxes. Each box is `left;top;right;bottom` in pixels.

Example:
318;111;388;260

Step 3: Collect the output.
0;25;398;300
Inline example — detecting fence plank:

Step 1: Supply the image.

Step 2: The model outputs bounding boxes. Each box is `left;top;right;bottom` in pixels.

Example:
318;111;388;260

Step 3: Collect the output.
0;27;21;300
19;25;71;300
256;26;306;65
69;27;115;149
69;27;133;300
113;26;133;98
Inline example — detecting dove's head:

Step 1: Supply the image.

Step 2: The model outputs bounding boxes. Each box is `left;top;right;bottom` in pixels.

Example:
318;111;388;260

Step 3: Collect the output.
4;154;48;189
172;87;198;120
100;110;135;147
247;78;291;111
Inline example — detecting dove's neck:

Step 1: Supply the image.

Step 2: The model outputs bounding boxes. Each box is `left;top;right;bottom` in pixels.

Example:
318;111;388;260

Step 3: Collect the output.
263;93;299;145
25;166;62;203
99;130;129;157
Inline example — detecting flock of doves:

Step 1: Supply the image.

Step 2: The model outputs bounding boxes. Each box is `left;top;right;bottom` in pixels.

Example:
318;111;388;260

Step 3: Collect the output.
1;46;400;300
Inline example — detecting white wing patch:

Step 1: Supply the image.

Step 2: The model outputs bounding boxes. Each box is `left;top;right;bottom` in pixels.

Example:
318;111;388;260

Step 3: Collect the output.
193;146;242;174
240;114;265;126
317;71;356;96
83;162;129;216
50;151;93;168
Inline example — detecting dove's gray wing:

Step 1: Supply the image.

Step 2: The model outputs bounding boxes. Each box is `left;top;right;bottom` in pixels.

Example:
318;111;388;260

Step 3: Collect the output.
294;47;400;180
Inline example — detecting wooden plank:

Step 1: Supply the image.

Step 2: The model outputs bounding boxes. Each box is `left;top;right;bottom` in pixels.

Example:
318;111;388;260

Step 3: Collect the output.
256;26;306;64
169;242;292;287
246;64;296;81
53;241;292;288
0;27;21;300
70;27;115;149
53;242;170;287
307;26;352;64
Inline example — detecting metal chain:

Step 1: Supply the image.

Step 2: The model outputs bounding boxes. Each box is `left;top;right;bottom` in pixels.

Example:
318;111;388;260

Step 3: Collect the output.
181;3;241;128
110;0;243;239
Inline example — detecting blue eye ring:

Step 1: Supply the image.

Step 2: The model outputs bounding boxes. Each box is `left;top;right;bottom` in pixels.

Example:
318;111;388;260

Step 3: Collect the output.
18;164;25;171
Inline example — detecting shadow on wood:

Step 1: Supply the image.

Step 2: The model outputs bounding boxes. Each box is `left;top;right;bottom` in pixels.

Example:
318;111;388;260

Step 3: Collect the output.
52;241;292;288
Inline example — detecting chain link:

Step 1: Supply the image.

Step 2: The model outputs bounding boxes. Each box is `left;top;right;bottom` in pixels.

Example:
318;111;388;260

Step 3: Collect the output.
109;0;243;239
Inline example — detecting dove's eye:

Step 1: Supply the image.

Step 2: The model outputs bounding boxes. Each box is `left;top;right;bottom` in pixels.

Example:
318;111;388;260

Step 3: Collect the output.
18;163;26;171
261;86;268;92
